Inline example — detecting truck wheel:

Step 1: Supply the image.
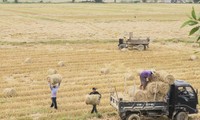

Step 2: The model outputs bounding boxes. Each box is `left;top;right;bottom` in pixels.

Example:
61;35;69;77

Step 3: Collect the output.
137;45;145;51
128;46;133;50
119;44;127;49
175;112;188;120
126;114;140;120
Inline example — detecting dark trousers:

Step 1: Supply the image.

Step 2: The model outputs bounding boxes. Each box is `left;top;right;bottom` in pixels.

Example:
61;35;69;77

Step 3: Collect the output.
91;105;97;113
50;97;57;109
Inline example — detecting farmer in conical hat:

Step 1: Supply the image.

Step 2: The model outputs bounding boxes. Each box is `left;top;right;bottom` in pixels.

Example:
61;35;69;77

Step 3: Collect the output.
89;87;101;114
139;70;155;90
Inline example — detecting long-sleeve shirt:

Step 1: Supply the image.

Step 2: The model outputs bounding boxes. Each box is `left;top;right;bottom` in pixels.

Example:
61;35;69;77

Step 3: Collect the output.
140;70;152;78
49;83;60;98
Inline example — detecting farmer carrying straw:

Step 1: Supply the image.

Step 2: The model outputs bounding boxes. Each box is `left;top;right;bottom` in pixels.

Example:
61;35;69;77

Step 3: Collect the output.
89;87;101;114
48;78;61;110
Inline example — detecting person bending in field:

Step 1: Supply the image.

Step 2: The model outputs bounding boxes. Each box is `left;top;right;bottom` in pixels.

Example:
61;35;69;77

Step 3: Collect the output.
89;87;101;114
139;70;155;90
48;79;61;110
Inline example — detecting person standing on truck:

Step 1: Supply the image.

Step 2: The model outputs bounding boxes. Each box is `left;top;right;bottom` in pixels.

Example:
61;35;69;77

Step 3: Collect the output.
89;87;101;114
48;79;61;110
139;70;155;90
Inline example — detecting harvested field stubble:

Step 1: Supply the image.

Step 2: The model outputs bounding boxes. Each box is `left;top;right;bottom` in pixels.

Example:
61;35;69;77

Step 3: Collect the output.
0;3;200;120
1;43;200;119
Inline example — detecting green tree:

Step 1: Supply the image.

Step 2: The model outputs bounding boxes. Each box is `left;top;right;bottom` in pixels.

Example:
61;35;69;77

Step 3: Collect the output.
181;7;200;42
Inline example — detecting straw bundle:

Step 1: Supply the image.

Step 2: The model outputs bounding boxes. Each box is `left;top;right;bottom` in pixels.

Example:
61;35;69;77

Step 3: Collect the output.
47;69;57;75
147;82;159;94
127;86;147;101
146;81;170;101
58;61;65;67
158;82;170;95
47;74;62;85
24;58;31;63
148;73;161;82
133;90;147;101
189;55;198;61
100;68;110;74
156;70;175;85
147;81;170;94
125;85;167;102
85;94;100;105
3;88;17;97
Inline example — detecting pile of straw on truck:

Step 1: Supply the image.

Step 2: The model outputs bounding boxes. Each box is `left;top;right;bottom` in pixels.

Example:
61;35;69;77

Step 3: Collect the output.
122;70;175;102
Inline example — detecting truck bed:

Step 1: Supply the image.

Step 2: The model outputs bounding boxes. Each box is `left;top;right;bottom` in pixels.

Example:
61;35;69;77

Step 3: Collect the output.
110;94;168;118
110;94;167;110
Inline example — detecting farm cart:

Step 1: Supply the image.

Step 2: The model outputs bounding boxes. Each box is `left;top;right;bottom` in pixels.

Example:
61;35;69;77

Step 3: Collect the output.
118;37;150;51
110;80;198;120
118;32;150;51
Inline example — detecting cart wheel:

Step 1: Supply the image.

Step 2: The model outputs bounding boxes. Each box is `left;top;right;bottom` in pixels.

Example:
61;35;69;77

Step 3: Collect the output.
126;114;140;120
175;112;188;120
118;44;127;50
128;46;133;50
137;45;145;51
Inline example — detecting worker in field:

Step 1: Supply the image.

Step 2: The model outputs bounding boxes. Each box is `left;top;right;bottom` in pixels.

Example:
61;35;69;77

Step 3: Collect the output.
89;87;101;114
139;70;155;90
48;79;61;110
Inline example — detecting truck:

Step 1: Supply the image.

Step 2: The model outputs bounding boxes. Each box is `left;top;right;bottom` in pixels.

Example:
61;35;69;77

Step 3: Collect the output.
118;32;150;51
118;37;150;51
110;80;198;120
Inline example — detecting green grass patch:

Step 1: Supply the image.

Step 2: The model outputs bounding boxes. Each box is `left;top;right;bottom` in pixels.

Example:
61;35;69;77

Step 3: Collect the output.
0;39;116;46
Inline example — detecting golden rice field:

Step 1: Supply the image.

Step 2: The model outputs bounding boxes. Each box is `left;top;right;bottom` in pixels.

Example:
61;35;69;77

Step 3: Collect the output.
0;3;200;120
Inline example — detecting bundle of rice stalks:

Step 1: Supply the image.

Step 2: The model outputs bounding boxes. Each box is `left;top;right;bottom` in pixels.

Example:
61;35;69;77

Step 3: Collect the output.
149;73;162;82
146;80;169;101
124;73;134;80
47;74;62;85
126;86;147;101
58;61;65;67
147;81;170;94
3;88;17;97
85;94;101;105
156;70;175;85
47;69;57;75
100;68;110;74
158;82;170;95
147;82;159;94
189;55;198;61
133;90;147;101
24;58;31;63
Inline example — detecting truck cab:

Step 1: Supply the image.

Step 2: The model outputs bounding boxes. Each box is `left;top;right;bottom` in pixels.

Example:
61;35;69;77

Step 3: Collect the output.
167;80;198;120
